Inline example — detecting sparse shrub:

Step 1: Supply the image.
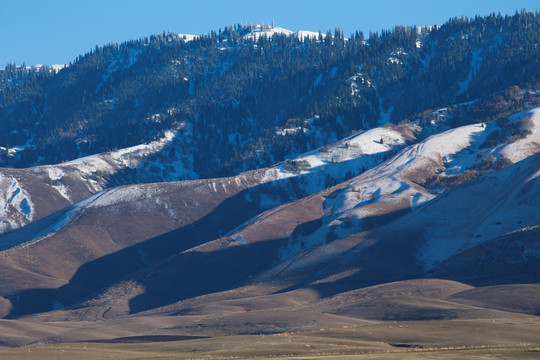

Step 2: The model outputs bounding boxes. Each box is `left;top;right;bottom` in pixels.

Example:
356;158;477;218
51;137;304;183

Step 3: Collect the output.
58;176;74;186
425;155;513;193
471;155;495;171
320;145;332;153
480;129;501;148
87;169;109;182
469;155;513;172
459;170;479;183
493;157;513;169
424;170;479;192
283;159;311;173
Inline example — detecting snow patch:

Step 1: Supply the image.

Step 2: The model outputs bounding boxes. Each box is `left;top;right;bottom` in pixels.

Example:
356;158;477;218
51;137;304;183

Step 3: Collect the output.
347;73;373;95
34;207;82;240
4;179;33;221
46;168;70;201
498;106;540;162
379;106;394;125
177;34;198;42
275;127;308;136
411;192;432;210
244;24;293;41
232;234;248;245
295;30;325;41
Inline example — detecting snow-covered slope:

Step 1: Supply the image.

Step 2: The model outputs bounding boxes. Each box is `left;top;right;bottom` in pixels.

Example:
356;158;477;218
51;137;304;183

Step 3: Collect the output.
497;106;540;162
303;105;540;250
0;118;414;254
430;225;540;285
243;25;331;42
295;30;325;41
0;169;280;309
274;122;487;260
253;154;540;291
414;154;540;270
149;27;327;43
0;118;412;235
263;123;419;196
248;106;540;283
243;25;293;40
35;129;197;199
0;130;197;233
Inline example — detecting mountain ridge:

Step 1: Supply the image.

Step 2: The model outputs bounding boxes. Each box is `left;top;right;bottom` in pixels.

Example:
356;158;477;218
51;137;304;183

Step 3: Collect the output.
0;11;539;357
1;12;538;178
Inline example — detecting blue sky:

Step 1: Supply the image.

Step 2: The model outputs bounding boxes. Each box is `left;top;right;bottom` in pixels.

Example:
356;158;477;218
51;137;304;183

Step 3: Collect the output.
1;0;539;67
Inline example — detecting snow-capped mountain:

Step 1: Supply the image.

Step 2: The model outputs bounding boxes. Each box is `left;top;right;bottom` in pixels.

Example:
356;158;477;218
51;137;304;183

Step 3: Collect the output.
243;23;294;40
0;11;539;355
2;11;538;179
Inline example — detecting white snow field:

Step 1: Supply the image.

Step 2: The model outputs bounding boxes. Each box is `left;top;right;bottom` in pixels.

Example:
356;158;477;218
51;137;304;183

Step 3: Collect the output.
243;25;293;41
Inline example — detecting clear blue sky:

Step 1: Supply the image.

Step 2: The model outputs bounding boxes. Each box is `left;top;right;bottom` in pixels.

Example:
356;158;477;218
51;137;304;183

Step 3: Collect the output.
1;0;538;67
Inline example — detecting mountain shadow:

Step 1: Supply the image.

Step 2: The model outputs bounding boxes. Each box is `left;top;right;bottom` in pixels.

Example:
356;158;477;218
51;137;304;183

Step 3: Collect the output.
5;173;323;318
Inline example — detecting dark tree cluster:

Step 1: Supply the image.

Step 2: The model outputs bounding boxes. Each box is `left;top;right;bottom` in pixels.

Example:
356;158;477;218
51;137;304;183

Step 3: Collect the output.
0;11;538;179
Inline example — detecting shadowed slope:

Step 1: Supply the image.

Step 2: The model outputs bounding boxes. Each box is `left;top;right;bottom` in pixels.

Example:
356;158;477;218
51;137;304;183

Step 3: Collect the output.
429;225;540;286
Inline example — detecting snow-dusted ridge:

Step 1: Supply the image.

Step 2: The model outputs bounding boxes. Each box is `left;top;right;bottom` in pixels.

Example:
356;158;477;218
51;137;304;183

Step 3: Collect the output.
18;183;173;247
0;121;419;249
0;128;197;234
242;25;335;42
276;105;540;263
1;104;539;263
295;30;326;41
22;191;107;248
1;64;67;73
0;120;417;253
262;123;419;198
319;121;494;230
172;24;333;43
244;25;294;40
32;128;196;199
